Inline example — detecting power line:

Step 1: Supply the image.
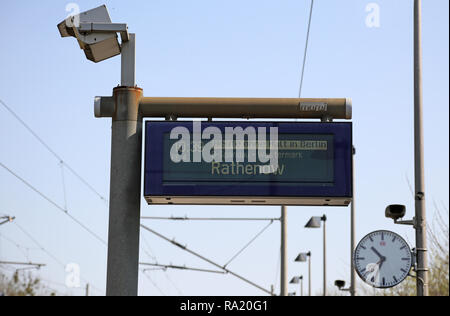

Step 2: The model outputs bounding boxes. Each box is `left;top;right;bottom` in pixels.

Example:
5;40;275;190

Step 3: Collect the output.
274;249;281;292
141;269;166;296
14;222;66;268
14;221;104;295
163;273;184;296
0;161;106;246
298;0;315;98
0;98;108;295
140;234;183;295
0;232;39;262
0;98;108;203
140;224;272;295
224;220;274;268
59;162;68;212
140;262;226;275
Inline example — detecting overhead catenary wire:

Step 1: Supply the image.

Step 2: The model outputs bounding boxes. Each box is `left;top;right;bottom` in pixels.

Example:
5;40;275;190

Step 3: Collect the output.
140;224;272;295
298;0;315;98
224;220;274;268
140;234;183;295
14;221;104;295
274;248;281;293
140;262;227;275
0;98;113;295
141;269;166;296
0;161;107;246
0;232;38;262
59;162;68;212
0;98;108;204
14;222;66;268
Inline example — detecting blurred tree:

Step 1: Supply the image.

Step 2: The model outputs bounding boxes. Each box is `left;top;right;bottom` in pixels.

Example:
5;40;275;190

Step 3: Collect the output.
0;270;56;296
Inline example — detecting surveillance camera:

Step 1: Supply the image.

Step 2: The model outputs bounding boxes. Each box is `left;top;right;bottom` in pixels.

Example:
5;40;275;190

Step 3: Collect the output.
58;5;121;63
335;280;346;289
385;204;406;221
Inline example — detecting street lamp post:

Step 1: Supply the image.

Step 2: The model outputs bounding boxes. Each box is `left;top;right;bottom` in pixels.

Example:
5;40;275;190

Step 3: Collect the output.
299;276;303;297
350;146;356;296
385;0;430;297
305;215;327;296
413;0;429;297
281;206;288;296
295;252;311;296
289;276;304;296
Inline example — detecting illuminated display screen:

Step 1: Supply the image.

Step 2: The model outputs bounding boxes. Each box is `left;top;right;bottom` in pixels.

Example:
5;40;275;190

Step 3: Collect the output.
144;122;352;206
162;134;334;186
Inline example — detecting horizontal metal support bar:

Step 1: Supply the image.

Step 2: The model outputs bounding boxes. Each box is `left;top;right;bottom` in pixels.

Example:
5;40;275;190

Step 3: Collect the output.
94;97;114;118
78;23;129;42
139;97;352;120
394;218;416;226
140;216;280;221
0;261;45;267
140;262;226;274
95;95;352;120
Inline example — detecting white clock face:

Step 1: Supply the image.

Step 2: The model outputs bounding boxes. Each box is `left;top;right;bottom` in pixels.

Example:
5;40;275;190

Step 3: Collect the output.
354;230;412;288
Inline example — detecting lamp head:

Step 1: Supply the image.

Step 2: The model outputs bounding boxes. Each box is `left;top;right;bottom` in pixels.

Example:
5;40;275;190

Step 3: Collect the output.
295;252;310;262
290;277;300;284
305;216;322;228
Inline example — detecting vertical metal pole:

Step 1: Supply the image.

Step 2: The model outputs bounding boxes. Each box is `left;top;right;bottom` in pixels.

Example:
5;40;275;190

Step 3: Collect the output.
350;146;356;296
308;253;311;296
280;206;288;296
300;278;303;297
106;33;142;297
106;86;143;296
121;34;136;87
86;283;89;297
414;0;429;297
105;34;141;296
323;216;327;296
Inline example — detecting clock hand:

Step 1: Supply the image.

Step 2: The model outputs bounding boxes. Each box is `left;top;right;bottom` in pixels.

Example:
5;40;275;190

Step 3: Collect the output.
379;257;386;270
371;247;385;260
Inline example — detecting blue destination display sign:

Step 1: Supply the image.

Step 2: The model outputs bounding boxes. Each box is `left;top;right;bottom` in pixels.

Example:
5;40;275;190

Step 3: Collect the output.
144;122;352;206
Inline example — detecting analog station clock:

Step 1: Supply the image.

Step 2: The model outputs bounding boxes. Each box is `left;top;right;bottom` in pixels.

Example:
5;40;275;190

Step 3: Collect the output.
354;230;413;288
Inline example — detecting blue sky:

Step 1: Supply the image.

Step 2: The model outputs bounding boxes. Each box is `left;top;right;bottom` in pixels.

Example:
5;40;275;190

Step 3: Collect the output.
0;0;448;296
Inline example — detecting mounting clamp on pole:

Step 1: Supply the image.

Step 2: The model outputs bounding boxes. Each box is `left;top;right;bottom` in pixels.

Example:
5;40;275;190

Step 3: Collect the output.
385;205;416;227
